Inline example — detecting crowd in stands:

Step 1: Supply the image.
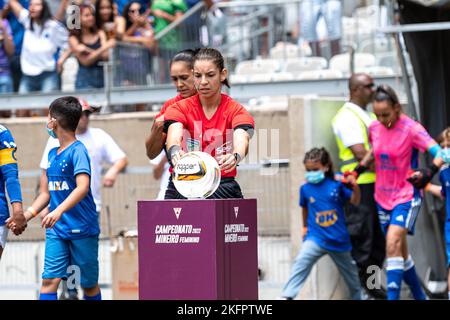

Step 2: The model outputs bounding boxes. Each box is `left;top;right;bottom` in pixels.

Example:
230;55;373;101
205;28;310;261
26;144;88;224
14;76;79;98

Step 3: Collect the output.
0;0;204;103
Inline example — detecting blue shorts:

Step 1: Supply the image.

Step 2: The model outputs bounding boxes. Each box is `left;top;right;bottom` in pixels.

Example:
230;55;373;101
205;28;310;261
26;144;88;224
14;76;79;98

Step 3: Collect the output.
42;236;99;289
377;197;422;236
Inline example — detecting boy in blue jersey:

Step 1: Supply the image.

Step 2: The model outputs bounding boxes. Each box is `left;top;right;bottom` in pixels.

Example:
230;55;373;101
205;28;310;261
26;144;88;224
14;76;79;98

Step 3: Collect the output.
11;96;101;300
280;147;363;300
425;127;450;300
0;125;27;259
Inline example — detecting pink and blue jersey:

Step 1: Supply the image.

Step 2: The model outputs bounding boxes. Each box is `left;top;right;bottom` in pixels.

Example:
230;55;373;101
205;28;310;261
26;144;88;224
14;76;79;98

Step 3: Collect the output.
369;113;435;210
46;140;99;240
300;178;353;252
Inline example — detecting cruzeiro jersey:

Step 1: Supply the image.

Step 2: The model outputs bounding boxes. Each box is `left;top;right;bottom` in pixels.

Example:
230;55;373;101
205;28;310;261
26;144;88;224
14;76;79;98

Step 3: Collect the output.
46;140;99;240
0;125;22;226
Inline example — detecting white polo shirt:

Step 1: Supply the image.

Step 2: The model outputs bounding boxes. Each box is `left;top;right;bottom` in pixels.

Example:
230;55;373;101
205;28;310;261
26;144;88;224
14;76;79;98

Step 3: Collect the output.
19;9;68;76
40;128;126;212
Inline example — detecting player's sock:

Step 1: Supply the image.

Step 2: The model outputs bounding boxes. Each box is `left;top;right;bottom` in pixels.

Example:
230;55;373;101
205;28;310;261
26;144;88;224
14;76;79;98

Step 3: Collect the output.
84;291;102;300
386;257;404;300
403;255;426;300
39;292;57;300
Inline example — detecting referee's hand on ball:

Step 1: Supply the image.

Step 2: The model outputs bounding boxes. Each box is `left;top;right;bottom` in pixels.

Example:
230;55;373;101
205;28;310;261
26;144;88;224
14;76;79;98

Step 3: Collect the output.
41;210;63;229
171;149;185;168
218;153;239;173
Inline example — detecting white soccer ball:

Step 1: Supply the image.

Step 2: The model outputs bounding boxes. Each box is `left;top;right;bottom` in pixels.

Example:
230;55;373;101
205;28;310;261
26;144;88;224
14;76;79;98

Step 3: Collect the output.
173;151;221;199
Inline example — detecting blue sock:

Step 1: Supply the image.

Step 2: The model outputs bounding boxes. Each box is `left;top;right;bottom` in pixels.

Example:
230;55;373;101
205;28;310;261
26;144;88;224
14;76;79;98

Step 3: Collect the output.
403;256;426;300
386;257;404;300
84;291;102;301
39;292;58;300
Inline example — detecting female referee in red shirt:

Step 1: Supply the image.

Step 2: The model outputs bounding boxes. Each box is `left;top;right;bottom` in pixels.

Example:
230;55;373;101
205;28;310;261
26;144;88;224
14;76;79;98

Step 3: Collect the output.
164;48;254;199
145;49;198;160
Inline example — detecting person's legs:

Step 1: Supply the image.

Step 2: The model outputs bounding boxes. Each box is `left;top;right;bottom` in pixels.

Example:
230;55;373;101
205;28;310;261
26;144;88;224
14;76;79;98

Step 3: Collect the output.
281;240;326;299
70;236;101;300
40;71;59;93
0;74;13;94
323;0;342;56
300;0;321;56
18;75;35;94
346;184;386;299
10;54;22;93
401;236;425;300
385;224;406;300
328;250;363;300
41;236;70;300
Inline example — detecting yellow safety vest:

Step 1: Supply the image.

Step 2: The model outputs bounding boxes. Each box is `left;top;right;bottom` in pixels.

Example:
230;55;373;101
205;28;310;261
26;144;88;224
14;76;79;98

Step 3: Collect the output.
332;105;376;184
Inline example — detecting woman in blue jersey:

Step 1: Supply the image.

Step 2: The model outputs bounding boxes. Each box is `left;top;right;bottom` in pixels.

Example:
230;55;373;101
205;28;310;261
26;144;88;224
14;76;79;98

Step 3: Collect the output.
280;147;363;300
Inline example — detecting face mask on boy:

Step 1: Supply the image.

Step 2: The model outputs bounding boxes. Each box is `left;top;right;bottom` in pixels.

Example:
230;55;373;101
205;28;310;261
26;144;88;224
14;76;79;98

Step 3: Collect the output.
305;170;325;184
46;120;57;139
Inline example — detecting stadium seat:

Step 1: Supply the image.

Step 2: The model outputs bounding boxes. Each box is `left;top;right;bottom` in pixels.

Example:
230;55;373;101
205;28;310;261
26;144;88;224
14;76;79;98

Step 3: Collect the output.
235;59;282;75
297;69;344;80
359;37;395;54
329;53;376;75
355;66;396;76
269;42;300;59
284;57;327;73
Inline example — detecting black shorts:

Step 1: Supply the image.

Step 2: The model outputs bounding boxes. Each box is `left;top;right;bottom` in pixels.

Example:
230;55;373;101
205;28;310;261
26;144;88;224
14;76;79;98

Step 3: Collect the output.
164;177;244;199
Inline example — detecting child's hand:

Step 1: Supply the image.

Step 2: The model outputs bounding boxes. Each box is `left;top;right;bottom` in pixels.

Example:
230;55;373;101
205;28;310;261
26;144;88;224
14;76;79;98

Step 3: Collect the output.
41;210;63;229
342;174;357;190
302;226;308;240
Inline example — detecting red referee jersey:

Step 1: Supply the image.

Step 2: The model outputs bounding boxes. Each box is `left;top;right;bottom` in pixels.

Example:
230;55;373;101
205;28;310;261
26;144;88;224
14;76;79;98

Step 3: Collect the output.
155;94;183;120
164;93;255;178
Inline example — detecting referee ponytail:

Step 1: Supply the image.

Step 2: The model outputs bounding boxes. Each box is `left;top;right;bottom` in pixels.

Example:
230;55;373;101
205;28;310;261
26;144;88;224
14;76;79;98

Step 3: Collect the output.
170;49;198;70
194;48;230;88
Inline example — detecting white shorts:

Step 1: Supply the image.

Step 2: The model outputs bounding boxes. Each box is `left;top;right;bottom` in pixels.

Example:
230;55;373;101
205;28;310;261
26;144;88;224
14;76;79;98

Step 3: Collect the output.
0;225;8;249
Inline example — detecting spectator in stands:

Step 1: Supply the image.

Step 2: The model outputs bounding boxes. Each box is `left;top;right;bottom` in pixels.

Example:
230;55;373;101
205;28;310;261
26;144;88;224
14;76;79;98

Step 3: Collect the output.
69;3;116;90
114;0;150;16
95;0;126;40
1;0;28;93
298;0;342;57
122;1;155;50
9;0;68;94
115;1;155;87
0;6;15;94
331;73;386;299
151;0;187;82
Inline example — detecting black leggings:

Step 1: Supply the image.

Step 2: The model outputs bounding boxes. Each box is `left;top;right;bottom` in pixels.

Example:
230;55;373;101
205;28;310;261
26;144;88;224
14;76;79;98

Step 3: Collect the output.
164;177;244;199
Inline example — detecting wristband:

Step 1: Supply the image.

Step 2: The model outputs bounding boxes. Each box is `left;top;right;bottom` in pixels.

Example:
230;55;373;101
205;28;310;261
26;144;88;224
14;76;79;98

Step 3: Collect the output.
233;152;242;164
27;206;38;217
354;163;368;176
167;145;182;167
429;163;439;176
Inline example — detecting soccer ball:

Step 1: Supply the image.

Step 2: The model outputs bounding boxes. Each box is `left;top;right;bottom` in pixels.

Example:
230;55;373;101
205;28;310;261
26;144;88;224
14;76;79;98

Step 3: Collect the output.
173;151;221;199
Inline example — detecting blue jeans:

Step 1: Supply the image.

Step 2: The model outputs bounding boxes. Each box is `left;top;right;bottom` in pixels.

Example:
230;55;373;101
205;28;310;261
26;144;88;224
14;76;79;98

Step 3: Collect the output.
300;0;342;41
76;65;104;90
281;239;362;300
0;74;13;93
19;71;59;93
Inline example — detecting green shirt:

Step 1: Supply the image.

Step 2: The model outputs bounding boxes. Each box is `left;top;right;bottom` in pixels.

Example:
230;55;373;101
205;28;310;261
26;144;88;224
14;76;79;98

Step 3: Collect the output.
152;0;188;49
